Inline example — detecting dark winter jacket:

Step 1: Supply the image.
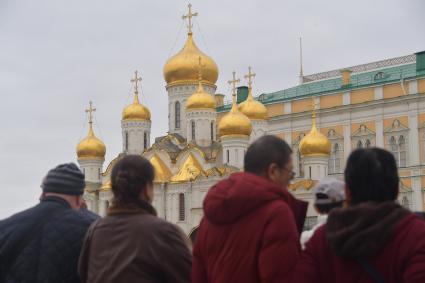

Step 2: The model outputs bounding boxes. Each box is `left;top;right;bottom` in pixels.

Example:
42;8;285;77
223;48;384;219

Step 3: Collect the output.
78;202;192;283
0;196;98;283
192;172;308;283
292;201;425;283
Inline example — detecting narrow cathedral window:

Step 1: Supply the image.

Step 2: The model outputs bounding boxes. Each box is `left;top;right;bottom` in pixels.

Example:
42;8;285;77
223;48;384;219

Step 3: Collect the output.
144;133;148;150
98;168;101;180
365;139;371;148
175;102;181;129
210;122;214;141
227;150;230;163
191;120;196;141
125;132;129;151
329;143;341;174
179;193;185;221
357;140;363;149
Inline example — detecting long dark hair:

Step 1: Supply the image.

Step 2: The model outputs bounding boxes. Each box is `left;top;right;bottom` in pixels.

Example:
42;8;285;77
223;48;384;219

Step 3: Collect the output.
344;147;399;205
111;155;155;214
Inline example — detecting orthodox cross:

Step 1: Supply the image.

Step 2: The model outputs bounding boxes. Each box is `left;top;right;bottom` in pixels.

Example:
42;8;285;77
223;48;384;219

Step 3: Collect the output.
182;4;198;34
130;70;142;93
228;71;240;96
244;66;256;89
85;101;96;125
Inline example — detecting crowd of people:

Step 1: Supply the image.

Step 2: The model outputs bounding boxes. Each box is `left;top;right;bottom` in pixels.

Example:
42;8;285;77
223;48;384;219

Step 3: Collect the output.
1;135;425;283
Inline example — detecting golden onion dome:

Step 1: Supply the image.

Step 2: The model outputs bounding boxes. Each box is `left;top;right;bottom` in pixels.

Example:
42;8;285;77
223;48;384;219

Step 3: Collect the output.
299;120;331;157
76;124;106;160
186;68;216;110
122;91;151;121
238;87;268;120
163;33;218;86
218;95;252;137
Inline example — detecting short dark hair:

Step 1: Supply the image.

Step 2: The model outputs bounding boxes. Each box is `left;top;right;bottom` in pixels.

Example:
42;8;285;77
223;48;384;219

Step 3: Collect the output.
244;135;292;175
111;155;155;208
344;147;399;205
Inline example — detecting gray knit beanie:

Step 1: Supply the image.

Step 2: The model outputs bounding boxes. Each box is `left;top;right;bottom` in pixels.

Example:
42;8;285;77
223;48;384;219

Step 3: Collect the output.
41;163;85;195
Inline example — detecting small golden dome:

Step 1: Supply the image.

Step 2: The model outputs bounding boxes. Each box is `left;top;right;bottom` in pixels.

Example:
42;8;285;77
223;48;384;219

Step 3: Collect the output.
122;92;151;121
186;80;216;110
77;125;106;160
238;87;268;120
163;33;218;86
299;122;331;157
218;97;252;137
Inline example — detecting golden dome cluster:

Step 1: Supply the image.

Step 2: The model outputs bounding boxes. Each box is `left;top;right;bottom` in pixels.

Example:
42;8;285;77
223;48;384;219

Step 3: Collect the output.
163;33;219;86
299;115;331;157
76;102;106;160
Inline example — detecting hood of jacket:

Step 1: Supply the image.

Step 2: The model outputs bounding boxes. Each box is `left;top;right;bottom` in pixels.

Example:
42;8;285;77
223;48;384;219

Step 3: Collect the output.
326;201;410;258
203;172;307;232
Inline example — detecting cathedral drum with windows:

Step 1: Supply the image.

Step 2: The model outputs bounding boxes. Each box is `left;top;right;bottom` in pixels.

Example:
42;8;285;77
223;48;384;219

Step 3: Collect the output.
74;4;425;237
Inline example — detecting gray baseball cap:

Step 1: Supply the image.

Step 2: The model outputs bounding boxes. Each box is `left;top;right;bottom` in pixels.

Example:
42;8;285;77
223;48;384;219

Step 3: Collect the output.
313;178;345;205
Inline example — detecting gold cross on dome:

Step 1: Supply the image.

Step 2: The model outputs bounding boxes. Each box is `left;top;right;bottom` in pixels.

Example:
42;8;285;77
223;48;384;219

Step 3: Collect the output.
85;101;96;124
244;66;256;89
130;70;142;93
182;4;198;34
228;71;240;96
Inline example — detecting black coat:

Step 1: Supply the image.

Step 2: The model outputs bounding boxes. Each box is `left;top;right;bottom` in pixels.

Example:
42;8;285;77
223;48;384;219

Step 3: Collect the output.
0;196;98;283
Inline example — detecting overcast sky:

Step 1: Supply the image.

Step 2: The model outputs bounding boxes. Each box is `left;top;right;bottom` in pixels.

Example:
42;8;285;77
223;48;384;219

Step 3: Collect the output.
0;0;424;217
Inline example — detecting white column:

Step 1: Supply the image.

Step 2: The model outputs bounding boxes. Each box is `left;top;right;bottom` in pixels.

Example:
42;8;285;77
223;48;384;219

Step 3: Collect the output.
409;112;420;166
409;80;418;94
343;123;351;160
374;86;383;100
343;91;350;105
375;118;384;148
412;169;423;211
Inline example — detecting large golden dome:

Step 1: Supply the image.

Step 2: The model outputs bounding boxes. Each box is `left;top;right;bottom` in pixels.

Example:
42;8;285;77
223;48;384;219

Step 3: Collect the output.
238;87;268;120
186;67;216;110
299;121;331;157
122;92;151;121
76;124;106;160
218;96;252;137
163;33;218;86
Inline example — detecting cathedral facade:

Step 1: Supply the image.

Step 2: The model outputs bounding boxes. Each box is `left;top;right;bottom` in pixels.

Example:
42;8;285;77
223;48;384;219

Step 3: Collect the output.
75;5;425;238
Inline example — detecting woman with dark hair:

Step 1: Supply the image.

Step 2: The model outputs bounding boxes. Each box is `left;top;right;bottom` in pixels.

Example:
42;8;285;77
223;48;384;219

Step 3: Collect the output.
292;148;425;283
78;155;191;283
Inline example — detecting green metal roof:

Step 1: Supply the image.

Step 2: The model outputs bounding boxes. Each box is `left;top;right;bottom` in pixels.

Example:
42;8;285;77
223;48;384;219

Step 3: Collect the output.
217;58;425;113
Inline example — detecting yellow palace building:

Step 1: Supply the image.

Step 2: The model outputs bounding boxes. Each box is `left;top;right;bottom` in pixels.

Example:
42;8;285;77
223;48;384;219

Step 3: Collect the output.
75;4;425;237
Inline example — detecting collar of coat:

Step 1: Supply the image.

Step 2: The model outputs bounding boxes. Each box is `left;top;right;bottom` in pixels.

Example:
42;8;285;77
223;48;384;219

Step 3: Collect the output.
107;201;157;216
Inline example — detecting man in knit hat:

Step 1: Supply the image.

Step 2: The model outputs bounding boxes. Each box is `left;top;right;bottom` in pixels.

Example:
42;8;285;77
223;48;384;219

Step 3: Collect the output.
0;163;98;283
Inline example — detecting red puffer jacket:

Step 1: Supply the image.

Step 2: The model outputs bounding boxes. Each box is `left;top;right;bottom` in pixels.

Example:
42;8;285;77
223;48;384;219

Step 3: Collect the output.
292;202;425;283
192;172;307;283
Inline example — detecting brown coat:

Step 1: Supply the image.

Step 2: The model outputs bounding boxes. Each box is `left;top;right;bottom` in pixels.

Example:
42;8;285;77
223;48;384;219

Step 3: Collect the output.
78;205;192;283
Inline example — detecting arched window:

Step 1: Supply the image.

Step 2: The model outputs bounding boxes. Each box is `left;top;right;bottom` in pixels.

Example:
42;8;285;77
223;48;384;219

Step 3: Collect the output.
210;122;214;141
399;135;407;167
98;168;101;180
143;132;148;150
357;140;363;149
297;149;303;177
191;120;196;141
365;139;371;148
125;132;129;151
329;143;340;174
175;101;181;129
374;72;385;81
179;193;185;221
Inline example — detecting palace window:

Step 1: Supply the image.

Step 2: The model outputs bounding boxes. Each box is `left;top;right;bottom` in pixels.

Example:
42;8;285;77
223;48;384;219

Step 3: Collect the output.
390;135;407;167
191;120;196;141
329;143;341;174
374;72;386;81
175;101;181;129
179;193;185;221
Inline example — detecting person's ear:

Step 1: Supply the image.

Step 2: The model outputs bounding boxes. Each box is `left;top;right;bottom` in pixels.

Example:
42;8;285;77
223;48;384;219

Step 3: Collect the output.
76;196;82;208
344;185;351;207
267;163;279;182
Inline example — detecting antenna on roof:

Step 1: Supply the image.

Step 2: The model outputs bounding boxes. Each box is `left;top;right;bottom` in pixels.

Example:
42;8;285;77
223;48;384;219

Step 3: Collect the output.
299;37;304;85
